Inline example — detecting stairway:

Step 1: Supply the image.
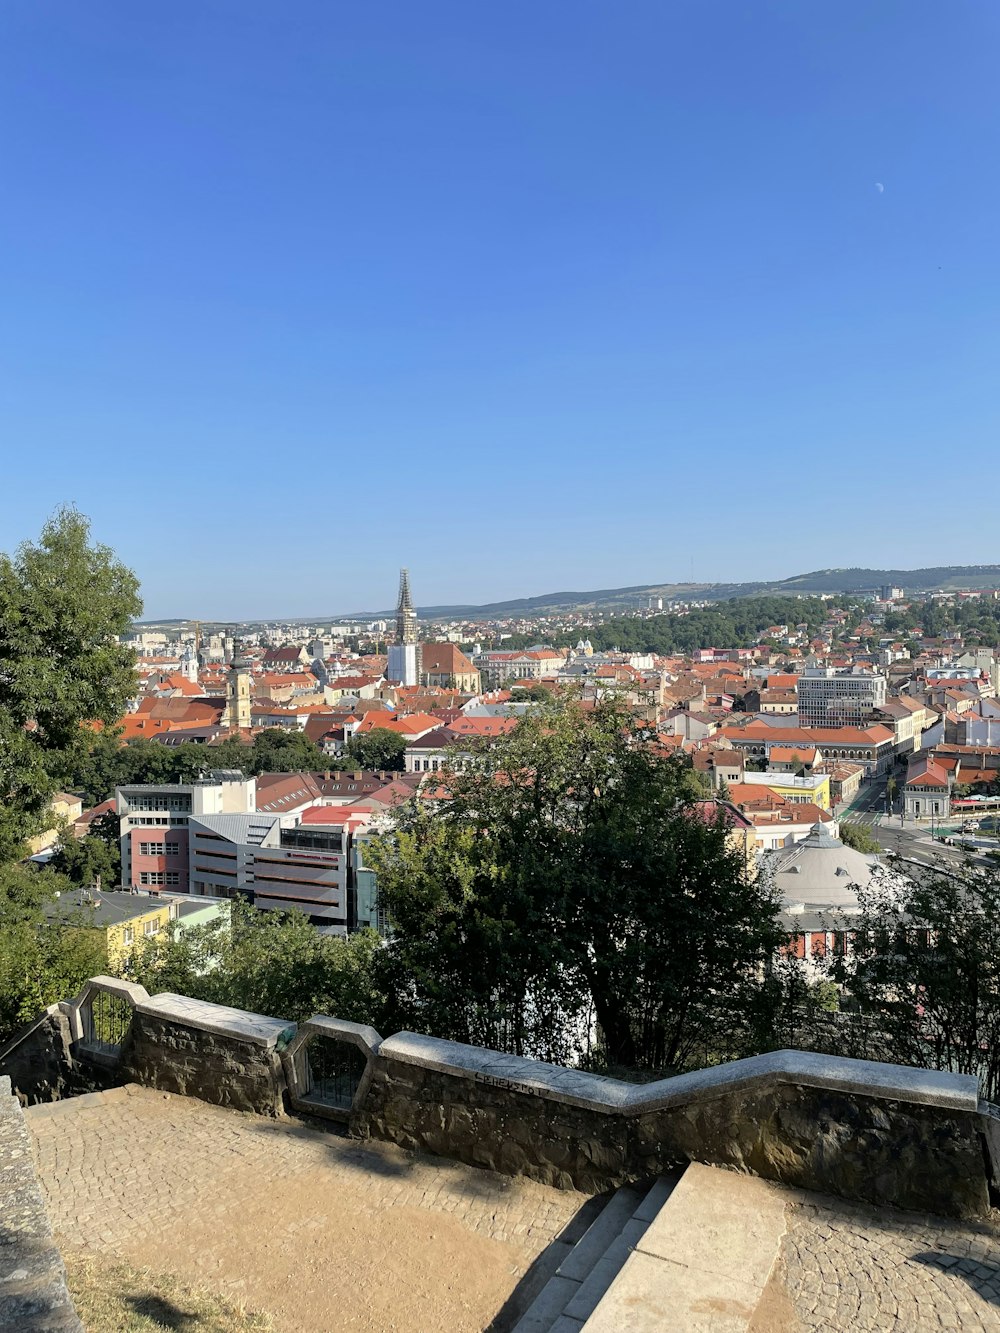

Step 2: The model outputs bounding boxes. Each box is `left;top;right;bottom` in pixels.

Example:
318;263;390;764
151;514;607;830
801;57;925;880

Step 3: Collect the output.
511;1174;680;1333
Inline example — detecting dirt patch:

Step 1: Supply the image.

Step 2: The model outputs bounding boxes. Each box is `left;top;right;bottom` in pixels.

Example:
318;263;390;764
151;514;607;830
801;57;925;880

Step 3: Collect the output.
108;1169;543;1333
32;1088;582;1333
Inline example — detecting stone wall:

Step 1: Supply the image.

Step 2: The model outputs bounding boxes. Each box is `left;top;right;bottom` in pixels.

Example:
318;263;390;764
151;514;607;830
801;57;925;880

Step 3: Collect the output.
0;1008;76;1107
119;993;295;1117
352;1034;993;1218
0;979;993;1218
0;1075;82;1331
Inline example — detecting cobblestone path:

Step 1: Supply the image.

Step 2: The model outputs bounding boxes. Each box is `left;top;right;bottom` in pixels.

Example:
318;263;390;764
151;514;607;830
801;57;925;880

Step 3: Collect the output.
26;1085;586;1333
776;1192;1000;1332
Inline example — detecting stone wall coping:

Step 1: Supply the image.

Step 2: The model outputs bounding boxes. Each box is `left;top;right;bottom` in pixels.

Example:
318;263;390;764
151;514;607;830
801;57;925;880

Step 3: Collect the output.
378;1034;980;1116
137;993;296;1050
378;1032;636;1112
301;1016;383;1053
78;975;151;1006
625;1049;979;1115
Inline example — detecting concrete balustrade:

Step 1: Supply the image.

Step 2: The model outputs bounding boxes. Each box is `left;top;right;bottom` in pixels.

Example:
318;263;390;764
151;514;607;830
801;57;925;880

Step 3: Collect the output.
0;978;994;1218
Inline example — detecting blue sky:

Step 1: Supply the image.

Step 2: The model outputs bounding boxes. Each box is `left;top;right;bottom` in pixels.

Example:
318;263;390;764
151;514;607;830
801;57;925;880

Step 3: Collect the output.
2;3;998;618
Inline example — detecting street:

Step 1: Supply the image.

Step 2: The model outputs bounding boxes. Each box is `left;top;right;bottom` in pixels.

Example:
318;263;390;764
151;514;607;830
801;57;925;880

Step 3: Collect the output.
838;770;995;873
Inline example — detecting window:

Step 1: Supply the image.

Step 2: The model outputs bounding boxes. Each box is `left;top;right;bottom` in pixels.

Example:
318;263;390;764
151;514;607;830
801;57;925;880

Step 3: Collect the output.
143;919;159;936
139;841;165;856
166;872;180;885
165;842;180;856
123;927;134;946
140;871;165;886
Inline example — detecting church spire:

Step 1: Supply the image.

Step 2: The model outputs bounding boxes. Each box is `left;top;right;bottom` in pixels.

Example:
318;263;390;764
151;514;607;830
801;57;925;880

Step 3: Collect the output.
396;568;417;645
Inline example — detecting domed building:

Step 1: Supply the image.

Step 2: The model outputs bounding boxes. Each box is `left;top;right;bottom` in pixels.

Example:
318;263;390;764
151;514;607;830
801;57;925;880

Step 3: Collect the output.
769;822;895;967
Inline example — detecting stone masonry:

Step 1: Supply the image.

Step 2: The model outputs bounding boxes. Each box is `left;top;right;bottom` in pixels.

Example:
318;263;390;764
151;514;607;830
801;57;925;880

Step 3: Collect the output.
0;1076;81;1332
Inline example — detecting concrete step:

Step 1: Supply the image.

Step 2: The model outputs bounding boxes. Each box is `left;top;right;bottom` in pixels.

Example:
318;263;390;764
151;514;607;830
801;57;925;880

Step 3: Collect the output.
510;1175;680;1333
581;1163;789;1332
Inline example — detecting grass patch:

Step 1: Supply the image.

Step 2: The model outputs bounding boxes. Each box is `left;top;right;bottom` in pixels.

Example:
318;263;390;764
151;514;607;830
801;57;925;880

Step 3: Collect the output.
64;1252;271;1332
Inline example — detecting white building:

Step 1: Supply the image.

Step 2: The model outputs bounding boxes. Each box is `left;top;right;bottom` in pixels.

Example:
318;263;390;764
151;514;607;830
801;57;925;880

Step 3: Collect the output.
797;667;887;728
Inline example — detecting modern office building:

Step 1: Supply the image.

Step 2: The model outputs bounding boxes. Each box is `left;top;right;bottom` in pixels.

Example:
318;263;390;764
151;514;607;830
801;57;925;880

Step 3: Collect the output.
797;667;887;729
117;772;256;892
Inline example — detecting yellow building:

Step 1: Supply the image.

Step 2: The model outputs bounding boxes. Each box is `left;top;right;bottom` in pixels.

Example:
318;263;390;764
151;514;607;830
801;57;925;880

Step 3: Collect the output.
47;889;173;970
745;771;832;812
28;792;84;856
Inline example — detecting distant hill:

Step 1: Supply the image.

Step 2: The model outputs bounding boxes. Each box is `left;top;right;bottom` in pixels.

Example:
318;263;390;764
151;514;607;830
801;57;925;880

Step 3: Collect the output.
136;565;1000;627
396;566;1000;620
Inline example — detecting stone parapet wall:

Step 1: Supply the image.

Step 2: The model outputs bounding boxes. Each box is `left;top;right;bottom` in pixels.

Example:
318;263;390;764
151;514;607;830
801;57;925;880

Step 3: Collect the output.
352;1037;991;1216
119;992;296;1117
0;1075;82;1331
0;1009;72;1107
0;978;993;1218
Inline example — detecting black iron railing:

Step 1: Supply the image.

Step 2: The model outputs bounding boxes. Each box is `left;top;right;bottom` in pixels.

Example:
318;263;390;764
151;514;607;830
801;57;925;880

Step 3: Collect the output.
80;989;133;1058
303;1037;367;1110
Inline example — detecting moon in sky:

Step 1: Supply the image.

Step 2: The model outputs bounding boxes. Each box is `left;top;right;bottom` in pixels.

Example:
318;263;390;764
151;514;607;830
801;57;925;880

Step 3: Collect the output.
875;182;885;193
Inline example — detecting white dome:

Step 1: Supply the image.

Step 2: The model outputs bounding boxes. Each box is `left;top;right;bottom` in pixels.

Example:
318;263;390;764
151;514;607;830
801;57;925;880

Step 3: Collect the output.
770;822;881;911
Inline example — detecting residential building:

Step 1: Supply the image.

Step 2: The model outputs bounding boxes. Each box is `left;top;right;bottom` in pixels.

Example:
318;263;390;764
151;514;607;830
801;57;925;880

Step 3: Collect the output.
797;667;887;729
43;888;228;969
741;770;832;811
27;792;84;857
718;721;895;774
902;756;952;821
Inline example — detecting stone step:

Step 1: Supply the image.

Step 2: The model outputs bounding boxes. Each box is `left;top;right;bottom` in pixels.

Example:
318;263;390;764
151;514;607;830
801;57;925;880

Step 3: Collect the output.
580;1163;788;1332
555;1185;645;1282
511;1175;680;1333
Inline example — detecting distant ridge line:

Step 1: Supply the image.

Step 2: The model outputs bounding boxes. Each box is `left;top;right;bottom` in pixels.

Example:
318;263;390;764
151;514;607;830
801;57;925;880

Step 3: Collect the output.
136;564;1000;626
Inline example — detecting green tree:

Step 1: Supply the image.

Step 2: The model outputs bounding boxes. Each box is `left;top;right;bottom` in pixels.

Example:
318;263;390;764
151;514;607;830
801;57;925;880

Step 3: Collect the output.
826;859;1000;1101
369;699;785;1070
344;728;408;773
0;508;141;863
122;902;385;1027
49;810;122;888
0;865;108;1040
246;728;327;774
838;822;882;855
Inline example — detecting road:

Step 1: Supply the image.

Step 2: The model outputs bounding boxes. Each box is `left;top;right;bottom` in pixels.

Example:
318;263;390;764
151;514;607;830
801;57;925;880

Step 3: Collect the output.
837;770;995;873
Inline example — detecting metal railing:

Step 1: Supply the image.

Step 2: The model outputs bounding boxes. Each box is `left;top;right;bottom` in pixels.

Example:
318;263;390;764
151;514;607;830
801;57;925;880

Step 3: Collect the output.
301;1036;368;1111
79;989;134;1060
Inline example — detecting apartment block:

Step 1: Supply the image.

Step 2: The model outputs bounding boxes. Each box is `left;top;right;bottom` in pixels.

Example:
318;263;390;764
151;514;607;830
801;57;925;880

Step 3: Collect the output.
796;667;887;729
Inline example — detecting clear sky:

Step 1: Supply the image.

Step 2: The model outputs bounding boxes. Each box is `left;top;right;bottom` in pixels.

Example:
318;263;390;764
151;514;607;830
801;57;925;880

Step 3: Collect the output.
2;3;998;619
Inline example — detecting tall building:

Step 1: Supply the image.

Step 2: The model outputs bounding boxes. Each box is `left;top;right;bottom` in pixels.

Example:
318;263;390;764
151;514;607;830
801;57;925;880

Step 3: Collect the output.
116;772;256;891
225;637;252;730
797;667;887;729
387;568;420;686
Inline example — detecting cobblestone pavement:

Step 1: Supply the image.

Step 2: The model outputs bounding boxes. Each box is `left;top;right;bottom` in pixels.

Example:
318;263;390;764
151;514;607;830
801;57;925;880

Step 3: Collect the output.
26;1085;586;1332
777;1192;1000;1332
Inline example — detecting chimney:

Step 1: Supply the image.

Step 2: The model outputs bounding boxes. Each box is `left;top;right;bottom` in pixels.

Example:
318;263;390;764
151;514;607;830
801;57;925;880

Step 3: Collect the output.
353;771;362;781
324;770;331;781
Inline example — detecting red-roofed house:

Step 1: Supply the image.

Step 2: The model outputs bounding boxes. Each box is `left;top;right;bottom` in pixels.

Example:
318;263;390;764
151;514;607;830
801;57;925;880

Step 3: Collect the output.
903;756;952;821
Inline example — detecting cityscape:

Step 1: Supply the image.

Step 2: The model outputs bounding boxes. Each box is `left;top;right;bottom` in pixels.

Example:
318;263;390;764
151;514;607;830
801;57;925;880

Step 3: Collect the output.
3;4;1000;1332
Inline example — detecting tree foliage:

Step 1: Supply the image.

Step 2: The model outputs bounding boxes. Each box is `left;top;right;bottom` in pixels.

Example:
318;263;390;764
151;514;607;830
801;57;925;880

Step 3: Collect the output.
826;859;1000;1101
0;509;141;863
0;865;108;1040
343;728;408;773
49;811;122;888
57;728;332;807
121;902;385;1027
369;699;786;1070
838;822;882;855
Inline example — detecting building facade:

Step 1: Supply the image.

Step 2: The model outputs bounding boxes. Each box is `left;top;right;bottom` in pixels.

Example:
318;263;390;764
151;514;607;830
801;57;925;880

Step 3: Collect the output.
797;667;887;728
